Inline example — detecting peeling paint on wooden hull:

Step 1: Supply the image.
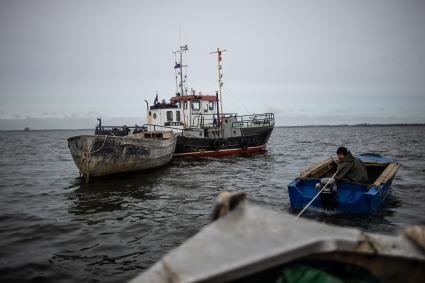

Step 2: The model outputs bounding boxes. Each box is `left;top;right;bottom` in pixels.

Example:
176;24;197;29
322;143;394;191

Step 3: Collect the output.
67;133;176;179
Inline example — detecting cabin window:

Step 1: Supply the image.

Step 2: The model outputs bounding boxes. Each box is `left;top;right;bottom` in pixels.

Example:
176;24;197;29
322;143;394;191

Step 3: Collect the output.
209;101;214;110
176;111;181;122
153;113;157;119
184;101;187;110
166;111;173;121
203;102;209;112
192;101;200;110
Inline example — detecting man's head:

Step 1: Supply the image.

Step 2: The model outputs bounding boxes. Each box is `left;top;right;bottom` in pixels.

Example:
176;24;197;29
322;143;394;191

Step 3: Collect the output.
336;146;348;162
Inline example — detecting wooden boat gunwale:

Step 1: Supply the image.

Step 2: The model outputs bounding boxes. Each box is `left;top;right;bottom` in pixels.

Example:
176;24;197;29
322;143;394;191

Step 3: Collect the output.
297;154;399;187
299;157;337;179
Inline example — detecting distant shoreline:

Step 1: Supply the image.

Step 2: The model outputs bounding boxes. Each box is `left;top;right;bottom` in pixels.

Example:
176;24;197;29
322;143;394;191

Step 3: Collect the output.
1;123;425;132
277;123;425;128
0;129;92;132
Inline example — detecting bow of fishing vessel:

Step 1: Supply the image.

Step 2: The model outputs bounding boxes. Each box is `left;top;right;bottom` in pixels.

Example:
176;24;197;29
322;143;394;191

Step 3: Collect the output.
142;45;275;157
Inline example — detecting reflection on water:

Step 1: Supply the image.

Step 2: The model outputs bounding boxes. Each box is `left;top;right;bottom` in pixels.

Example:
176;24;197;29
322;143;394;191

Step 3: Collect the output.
69;170;165;215
0;127;425;282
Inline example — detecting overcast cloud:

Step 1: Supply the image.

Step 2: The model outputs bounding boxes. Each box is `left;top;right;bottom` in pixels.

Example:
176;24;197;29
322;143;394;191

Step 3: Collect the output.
1;0;424;129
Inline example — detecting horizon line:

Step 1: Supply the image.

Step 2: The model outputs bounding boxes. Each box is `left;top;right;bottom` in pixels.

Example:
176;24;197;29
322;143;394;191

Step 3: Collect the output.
1;122;425;132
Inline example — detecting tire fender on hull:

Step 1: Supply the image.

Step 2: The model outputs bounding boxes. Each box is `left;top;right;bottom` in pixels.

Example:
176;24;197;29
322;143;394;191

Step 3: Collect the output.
213;139;227;151
240;138;248;150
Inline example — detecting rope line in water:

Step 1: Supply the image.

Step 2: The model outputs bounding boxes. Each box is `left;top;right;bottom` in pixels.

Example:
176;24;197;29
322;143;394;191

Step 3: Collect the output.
296;169;339;218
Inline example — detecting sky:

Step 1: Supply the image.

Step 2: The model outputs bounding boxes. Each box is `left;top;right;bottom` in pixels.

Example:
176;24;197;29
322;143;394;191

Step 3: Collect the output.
1;0;424;130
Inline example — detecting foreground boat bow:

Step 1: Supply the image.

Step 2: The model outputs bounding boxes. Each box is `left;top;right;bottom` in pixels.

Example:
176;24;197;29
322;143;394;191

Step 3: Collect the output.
130;203;425;283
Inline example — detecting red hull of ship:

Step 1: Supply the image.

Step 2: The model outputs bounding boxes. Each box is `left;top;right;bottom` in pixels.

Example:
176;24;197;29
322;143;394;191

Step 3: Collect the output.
173;145;267;158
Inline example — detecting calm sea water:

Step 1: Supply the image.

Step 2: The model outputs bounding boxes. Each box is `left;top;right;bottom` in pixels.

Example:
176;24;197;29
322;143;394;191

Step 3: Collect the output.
1;126;424;282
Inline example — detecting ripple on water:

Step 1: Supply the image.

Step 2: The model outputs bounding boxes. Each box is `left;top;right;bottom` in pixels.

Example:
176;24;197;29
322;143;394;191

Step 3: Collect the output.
1;127;425;282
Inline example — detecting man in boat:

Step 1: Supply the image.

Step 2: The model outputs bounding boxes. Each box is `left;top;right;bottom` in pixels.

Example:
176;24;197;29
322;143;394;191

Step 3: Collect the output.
335;147;369;183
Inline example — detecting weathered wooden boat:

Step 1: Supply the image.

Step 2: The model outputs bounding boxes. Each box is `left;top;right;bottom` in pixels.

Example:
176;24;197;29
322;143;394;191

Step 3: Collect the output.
67;131;176;181
288;153;400;214
94;45;274;157
129;201;425;283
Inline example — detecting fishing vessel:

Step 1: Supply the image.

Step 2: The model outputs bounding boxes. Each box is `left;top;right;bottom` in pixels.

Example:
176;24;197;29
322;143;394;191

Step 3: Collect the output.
130;200;425;283
288;153;400;214
95;45;275;157
67;131;176;181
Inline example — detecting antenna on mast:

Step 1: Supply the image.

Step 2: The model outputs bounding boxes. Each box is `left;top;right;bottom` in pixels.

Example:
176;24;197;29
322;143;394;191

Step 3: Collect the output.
173;45;189;96
210;48;226;120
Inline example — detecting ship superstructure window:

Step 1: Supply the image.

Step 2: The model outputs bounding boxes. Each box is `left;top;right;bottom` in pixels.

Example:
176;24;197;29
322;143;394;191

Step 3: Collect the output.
191;101;200;110
203;102;209;112
176;110;181;122
209;101;214;110
167;111;173;121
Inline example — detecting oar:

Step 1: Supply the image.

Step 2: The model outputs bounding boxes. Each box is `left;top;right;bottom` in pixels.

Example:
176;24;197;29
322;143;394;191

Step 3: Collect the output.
296;170;338;218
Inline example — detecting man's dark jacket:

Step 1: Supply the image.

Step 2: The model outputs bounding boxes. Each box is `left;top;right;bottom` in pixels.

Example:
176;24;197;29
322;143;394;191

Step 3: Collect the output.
335;151;369;183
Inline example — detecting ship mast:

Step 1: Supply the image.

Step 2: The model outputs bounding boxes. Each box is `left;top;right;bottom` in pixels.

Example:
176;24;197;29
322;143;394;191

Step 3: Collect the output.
173;45;189;96
210;48;226;120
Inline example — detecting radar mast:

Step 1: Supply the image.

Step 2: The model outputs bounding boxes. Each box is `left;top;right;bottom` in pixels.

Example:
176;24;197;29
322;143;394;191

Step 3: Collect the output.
173;45;189;96
210;48;226;120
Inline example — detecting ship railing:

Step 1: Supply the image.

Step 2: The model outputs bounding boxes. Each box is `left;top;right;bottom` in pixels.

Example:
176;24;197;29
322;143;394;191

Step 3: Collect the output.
234;113;275;128
95;124;147;136
191;114;219;128
143;123;184;134
95;123;184;136
190;112;275;128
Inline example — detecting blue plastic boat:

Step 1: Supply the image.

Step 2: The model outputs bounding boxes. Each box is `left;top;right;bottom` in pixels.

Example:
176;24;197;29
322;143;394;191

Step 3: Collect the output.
288;153;400;214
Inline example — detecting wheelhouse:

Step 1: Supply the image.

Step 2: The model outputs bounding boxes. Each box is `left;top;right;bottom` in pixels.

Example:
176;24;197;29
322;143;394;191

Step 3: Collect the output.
146;94;219;132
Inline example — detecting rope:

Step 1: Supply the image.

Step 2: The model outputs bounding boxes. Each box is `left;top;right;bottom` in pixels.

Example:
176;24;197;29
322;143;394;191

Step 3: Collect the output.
222;85;251;114
90;135;108;154
81;135;108;181
296;169;339;218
